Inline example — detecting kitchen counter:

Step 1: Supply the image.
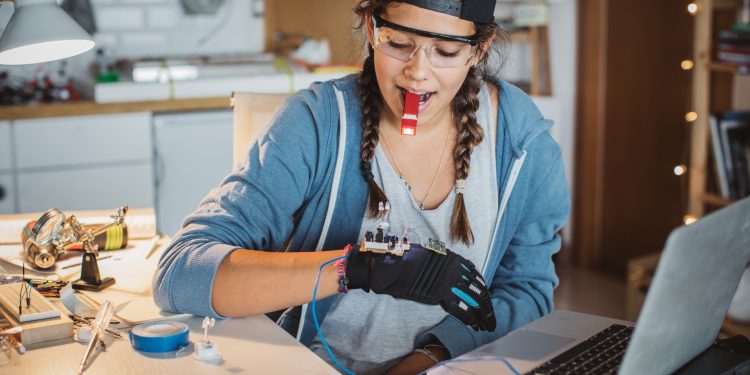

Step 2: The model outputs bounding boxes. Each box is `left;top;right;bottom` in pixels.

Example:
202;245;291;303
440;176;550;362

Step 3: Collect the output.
1;96;230;120
1;72;352;120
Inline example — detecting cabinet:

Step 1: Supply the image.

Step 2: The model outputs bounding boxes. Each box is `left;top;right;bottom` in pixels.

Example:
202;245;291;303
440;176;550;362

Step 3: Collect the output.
0;174;14;214
687;0;747;218
0;121;11;171
153;110;233;236
10;113;154;213
0;121;16;214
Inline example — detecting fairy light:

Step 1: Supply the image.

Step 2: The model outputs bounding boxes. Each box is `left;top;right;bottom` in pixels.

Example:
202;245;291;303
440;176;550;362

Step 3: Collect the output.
680;3;700;229
674;164;687;176
687;2;699;14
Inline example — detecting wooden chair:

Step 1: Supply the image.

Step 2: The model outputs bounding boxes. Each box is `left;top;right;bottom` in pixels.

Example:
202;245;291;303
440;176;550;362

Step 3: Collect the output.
230;92;290;166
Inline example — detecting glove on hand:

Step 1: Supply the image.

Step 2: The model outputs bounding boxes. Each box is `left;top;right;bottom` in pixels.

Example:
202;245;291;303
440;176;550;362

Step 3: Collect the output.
345;243;496;331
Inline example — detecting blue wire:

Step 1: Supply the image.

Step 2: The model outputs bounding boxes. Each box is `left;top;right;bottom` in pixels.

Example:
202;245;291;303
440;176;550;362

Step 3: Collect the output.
312;254;355;375
420;355;521;375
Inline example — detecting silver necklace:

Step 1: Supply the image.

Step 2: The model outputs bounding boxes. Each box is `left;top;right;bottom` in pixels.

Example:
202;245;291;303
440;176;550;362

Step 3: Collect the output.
379;127;452;210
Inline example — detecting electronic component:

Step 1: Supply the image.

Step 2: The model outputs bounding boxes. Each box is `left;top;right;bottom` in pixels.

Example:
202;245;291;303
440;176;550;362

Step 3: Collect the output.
425;238;447;255
359;223;445;257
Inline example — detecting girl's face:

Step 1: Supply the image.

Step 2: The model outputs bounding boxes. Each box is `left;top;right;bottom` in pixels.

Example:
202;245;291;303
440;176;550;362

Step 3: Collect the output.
367;3;478;131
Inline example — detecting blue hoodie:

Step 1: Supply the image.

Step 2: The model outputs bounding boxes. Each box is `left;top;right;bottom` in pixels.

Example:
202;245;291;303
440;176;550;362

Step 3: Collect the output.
152;73;570;358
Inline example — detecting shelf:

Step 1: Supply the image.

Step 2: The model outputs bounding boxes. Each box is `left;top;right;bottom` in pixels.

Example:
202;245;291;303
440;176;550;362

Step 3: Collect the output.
713;0;743;10
709;63;750;75
507;26;552;96
702;193;735;207
509;29;531;43
1;97;231;120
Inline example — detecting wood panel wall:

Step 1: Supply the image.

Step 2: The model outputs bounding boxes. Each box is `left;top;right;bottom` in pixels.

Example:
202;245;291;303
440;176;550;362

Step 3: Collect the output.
264;0;362;65
574;0;693;273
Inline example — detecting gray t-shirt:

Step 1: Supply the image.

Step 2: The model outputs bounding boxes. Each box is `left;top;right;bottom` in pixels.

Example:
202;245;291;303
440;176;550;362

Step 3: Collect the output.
310;83;498;374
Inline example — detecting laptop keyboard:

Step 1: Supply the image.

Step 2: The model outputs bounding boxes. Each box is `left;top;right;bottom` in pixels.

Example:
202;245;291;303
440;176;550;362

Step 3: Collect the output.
525;324;634;375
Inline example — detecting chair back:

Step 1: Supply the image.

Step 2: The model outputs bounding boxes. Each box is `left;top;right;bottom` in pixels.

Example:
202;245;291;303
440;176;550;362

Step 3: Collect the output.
231;92;289;166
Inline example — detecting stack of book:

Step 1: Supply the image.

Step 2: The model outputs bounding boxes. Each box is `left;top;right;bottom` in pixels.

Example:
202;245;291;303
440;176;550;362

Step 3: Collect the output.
716;26;750;68
710;112;750;200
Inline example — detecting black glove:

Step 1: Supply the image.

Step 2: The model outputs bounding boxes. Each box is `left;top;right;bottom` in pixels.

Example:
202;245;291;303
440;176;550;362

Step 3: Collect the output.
345;243;496;331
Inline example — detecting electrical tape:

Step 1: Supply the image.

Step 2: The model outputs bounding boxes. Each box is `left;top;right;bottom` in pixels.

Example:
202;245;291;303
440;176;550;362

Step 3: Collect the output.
129;321;189;352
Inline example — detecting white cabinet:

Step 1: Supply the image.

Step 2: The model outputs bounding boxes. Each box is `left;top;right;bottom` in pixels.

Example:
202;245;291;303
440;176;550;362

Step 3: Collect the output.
16;164;154;213
0;121;12;171
14;113;152;169
12;113;154;213
0;173;15;214
0;121;16;213
153;110;232;236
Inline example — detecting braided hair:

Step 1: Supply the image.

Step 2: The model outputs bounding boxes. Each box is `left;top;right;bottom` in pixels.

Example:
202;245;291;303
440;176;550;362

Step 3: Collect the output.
358;47;389;217
450;67;483;243
354;1;508;244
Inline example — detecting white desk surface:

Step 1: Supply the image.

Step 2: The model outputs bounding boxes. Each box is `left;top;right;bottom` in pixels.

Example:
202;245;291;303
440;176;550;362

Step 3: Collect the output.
0;236;338;375
4;314;338;375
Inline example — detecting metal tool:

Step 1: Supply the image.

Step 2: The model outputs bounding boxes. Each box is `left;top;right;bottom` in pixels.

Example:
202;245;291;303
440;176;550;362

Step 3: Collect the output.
77;300;114;374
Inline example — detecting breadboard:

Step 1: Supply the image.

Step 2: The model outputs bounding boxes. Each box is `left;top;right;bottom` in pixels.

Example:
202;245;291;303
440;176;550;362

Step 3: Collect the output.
0;282;60;322
0;283;73;345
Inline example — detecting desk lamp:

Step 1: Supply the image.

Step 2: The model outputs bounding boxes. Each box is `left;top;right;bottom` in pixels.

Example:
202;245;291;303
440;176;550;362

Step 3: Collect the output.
0;0;95;65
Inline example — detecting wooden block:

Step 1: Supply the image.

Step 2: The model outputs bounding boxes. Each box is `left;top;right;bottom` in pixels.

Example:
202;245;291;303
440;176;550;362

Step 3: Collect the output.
0;283;73;345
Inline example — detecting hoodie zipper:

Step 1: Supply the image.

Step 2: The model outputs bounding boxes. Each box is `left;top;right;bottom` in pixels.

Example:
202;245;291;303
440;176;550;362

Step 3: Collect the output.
482;150;527;275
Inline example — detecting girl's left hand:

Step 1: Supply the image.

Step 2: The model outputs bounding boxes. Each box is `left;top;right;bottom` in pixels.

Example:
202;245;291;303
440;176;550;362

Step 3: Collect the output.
382;352;436;375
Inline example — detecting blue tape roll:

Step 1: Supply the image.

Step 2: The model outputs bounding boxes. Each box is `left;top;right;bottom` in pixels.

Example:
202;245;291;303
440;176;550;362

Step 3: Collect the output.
129;321;190;353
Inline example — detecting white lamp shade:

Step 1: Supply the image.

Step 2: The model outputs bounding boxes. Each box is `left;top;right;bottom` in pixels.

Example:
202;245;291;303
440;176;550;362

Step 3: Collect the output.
0;0;95;65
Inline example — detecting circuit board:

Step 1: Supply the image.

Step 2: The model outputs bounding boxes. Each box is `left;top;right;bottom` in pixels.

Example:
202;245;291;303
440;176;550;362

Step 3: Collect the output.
359;226;446;256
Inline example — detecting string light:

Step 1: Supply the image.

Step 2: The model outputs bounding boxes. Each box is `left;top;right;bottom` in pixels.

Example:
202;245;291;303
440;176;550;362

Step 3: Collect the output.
680;3;698;229
687;2;699;15
683;214;698;225
674;164;687;176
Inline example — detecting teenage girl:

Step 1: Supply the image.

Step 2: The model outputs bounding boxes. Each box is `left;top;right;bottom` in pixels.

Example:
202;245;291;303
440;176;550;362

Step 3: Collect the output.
153;1;570;374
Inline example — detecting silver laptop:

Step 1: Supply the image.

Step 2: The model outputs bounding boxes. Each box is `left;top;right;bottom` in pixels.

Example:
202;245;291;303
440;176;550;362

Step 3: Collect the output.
429;196;750;375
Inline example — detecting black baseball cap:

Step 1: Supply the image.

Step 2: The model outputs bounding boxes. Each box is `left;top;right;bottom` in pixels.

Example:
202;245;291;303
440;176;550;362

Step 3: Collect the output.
398;0;496;24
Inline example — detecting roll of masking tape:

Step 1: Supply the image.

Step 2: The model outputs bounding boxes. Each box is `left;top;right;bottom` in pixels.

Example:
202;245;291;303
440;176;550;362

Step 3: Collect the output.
129;321;190;352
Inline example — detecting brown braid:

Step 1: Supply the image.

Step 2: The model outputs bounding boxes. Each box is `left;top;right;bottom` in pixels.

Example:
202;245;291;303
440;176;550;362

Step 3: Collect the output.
358;49;389;217
450;67;484;244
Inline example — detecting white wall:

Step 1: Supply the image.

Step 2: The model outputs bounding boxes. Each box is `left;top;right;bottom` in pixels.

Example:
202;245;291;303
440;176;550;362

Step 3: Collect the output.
0;0;264;93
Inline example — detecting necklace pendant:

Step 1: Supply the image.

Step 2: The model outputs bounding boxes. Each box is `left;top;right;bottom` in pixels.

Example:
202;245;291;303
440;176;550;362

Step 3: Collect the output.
420;203;424;210
400;176;411;191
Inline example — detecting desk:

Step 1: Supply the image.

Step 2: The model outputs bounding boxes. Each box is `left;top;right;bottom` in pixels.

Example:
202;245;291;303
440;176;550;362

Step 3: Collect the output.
4;314;337;374
0;239;337;374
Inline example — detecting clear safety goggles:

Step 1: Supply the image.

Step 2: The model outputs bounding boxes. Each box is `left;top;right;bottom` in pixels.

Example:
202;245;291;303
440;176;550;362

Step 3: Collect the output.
372;13;479;68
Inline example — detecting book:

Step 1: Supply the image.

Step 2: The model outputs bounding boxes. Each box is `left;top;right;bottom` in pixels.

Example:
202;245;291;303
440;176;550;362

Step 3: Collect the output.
709;112;750;199
710;114;730;198
728;126;750;198
715;112;750;199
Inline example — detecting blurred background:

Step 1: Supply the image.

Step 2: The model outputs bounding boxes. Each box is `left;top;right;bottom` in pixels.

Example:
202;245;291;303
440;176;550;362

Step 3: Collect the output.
0;0;748;330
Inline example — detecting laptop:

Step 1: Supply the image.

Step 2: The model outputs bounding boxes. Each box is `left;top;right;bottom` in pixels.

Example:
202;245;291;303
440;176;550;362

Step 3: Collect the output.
429;196;750;375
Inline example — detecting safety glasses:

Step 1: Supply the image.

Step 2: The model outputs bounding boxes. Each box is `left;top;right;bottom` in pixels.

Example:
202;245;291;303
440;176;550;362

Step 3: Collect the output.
372;13;479;68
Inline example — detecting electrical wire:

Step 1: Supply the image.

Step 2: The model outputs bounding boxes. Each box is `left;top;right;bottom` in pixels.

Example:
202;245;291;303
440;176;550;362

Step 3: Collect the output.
312;254;355;375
